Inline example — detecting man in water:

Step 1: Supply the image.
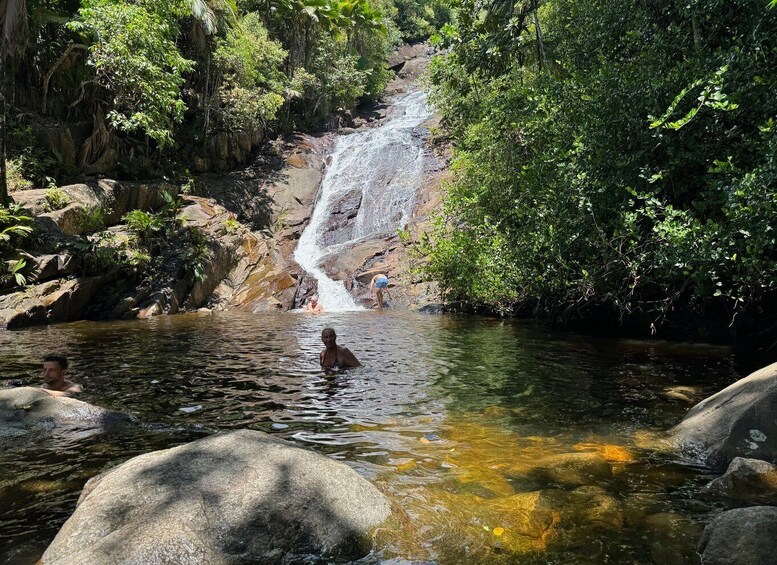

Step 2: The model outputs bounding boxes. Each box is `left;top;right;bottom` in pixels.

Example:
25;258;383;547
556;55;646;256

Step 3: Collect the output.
41;354;82;396
369;273;392;310
305;294;325;313
320;327;361;371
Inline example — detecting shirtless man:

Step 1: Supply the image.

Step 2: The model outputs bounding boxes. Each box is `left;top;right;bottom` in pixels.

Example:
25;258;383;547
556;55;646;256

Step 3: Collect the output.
369;273;392;310
41;354;82;396
304;294;325;314
319;327;361;371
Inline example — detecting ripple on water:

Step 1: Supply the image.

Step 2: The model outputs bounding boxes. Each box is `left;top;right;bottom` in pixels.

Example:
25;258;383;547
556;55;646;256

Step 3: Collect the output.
0;310;737;564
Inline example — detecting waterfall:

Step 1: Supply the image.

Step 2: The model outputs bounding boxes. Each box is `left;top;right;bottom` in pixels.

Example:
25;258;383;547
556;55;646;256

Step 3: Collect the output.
294;90;432;311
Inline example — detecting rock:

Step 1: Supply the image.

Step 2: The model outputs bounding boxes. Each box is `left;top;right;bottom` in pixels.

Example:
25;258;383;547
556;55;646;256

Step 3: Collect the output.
567;485;623;529
670;362;777;469
387;42;429;69
41;430;391;565
658;385;700;404
193;155;210;172
698;506;777;565
705;457;777;504
23;252;79;283
462;487;622;555
83;147;118;175
319;189;362;245
319;240;386;283
416;303;444;314
14;181;178;234
0;387;132;429
34;125;77;173
0;273;120;329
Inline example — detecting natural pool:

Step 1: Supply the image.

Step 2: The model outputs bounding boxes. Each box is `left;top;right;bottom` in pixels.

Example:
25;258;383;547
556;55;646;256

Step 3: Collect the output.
0;310;743;564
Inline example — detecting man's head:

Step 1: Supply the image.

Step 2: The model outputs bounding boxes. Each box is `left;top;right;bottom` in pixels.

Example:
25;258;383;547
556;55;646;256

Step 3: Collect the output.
321;327;337;347
42;354;68;388
310;294;319;305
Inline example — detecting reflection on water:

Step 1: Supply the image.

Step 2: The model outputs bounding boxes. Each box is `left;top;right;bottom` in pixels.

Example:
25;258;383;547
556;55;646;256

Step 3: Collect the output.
0;311;739;564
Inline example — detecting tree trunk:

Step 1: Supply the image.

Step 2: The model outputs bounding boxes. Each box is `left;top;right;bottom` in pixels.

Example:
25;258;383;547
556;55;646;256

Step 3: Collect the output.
0;59;9;207
532;0;548;74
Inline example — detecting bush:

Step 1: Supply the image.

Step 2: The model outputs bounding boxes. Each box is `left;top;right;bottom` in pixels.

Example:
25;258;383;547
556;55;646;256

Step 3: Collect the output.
69;1;195;146
211;13;287;132
426;0;777;334
44;187;70;211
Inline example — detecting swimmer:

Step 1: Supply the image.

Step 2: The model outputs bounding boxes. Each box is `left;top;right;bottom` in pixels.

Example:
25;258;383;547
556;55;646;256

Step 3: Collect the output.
319;327;361;371
41;354;82;396
304;294;325;314
369;273;392;310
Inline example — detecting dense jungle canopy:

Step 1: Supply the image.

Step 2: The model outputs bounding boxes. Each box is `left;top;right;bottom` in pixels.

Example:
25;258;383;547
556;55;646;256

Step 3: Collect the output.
425;0;777;341
1;0;776;343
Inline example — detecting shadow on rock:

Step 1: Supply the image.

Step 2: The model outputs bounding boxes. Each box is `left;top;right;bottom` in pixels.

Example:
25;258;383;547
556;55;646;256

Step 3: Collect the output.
41;429;392;564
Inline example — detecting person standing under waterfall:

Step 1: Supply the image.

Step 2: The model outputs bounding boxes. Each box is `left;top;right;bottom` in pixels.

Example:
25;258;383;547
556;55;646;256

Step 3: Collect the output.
369;273;392;310
320;327;361;371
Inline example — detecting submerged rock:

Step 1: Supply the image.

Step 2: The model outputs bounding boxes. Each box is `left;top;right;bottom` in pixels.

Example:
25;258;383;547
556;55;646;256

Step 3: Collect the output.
0;387;132;429
41;429;391;565
698;506;777;565
705;457;777;504
508;452;613;489
670;362;777;469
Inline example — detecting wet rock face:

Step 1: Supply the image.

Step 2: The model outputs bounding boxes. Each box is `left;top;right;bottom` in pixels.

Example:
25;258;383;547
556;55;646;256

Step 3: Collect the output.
320;189;362;246
204;134;331;312
41;430;391;565
698;506;777;565
670;362;777;470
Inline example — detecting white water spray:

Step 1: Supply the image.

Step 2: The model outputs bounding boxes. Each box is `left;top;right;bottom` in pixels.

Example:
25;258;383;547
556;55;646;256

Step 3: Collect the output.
294;90;432;311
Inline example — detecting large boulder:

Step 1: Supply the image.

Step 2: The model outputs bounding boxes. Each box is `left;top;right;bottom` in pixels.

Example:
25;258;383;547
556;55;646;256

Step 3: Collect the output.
0;273;121;329
0;387;132;430
705;457;777;504
41;429;391;565
670;362;777;469
14;180;179;234
698;506;777;564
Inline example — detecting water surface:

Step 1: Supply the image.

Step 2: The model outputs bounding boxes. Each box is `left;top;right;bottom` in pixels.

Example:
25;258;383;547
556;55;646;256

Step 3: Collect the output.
0;311;739;564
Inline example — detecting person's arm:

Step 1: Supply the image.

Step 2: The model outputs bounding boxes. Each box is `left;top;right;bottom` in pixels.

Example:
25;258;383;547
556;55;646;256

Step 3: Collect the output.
341;348;361;368
369;276;376;298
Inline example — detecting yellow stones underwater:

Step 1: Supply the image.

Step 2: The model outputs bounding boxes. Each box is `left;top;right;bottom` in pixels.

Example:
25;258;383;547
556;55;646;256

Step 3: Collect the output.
366;410;689;563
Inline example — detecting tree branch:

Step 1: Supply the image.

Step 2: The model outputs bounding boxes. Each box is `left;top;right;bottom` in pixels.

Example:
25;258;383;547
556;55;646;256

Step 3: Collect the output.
42;43;87;114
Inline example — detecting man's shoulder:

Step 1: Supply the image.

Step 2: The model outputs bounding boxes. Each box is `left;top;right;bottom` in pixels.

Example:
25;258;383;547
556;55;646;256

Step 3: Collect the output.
64;381;83;393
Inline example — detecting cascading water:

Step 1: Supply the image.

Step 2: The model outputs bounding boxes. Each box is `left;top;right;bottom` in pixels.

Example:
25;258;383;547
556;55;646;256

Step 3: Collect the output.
294;89;432;311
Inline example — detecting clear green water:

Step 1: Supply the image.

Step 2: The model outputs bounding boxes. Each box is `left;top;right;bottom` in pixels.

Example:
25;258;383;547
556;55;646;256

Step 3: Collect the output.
0;311;741;564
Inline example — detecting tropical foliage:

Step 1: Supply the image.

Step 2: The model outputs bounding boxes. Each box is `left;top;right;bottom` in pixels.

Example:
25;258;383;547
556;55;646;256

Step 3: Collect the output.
1;0;434;187
427;0;777;337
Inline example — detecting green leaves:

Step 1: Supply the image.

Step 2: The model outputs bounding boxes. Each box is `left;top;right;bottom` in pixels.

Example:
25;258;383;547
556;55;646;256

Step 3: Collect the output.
649;66;738;131
427;0;777;332
70;1;195;146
